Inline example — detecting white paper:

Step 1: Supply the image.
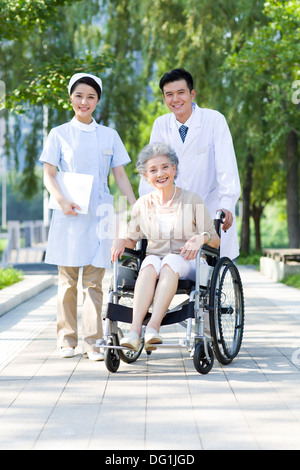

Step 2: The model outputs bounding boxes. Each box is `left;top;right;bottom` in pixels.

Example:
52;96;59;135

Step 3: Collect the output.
48;172;94;215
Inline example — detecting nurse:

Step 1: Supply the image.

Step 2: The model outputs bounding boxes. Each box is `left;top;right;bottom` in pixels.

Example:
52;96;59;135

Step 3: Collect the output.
139;68;241;260
40;72;136;360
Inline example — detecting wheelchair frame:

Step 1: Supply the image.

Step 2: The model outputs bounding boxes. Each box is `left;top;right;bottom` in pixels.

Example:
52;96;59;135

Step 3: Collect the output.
98;212;245;375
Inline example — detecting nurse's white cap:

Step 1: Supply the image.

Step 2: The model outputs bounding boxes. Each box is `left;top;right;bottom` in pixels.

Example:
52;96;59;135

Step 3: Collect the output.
68;73;103;95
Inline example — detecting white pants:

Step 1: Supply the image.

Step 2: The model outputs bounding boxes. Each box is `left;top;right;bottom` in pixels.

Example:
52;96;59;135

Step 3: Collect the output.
140;254;210;334
140;254;206;280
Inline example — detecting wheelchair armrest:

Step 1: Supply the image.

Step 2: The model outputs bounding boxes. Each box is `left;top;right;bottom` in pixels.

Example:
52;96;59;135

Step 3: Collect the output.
123;247;144;260
201;244;220;257
123;239;147;261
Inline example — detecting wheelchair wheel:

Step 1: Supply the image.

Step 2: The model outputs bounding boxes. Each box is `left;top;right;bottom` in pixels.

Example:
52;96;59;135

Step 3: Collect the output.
209;257;245;365
193;340;214;374
117;327;144;364
104;335;120;373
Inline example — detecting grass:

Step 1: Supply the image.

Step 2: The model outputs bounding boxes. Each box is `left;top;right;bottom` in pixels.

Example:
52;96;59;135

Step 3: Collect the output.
236;251;262;267
0;235;24;290
281;274;300;289
0;267;24;290
0;238;7;259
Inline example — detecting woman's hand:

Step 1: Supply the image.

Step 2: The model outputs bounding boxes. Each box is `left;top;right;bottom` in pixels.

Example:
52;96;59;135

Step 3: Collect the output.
180;235;204;260
43;163;81;216
60;198;81;216
111;239;127;263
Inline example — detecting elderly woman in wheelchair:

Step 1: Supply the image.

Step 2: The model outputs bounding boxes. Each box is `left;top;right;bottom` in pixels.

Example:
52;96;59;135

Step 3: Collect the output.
111;142;220;353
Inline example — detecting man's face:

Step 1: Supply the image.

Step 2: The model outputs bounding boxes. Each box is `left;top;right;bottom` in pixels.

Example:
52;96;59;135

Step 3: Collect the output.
162;79;195;123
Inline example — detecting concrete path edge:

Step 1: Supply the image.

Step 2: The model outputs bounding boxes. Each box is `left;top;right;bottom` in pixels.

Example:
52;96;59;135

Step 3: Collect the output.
0;275;57;318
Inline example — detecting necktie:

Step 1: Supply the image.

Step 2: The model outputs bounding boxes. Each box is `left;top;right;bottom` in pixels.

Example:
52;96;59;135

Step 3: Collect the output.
179;124;188;143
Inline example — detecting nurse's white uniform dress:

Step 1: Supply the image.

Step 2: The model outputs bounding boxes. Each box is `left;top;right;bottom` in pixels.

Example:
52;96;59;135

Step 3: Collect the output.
40;117;131;268
139;103;241;260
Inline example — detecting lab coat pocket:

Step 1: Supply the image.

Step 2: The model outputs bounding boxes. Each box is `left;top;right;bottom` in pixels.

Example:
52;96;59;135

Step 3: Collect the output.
195;145;211;168
197;146;207;155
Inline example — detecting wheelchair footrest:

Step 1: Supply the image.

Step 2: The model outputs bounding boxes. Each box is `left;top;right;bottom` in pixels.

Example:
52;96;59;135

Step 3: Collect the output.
96;338;132;350
102;344;132;350
152;339;187;349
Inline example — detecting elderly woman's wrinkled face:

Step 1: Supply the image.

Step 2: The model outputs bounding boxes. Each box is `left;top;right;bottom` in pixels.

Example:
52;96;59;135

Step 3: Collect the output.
145;154;176;189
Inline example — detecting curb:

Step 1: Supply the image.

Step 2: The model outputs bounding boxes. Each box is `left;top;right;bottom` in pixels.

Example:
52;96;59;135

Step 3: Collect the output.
0;275;57;318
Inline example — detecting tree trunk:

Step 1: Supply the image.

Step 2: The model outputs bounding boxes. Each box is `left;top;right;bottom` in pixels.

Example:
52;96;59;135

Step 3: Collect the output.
286;131;300;248
252;203;263;252
240;152;254;253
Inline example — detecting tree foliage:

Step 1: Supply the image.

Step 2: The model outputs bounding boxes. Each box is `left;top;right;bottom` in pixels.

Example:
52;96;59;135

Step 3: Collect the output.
225;0;300;138
3;52;115;113
0;0;82;39
1;0;299;249
224;0;300;247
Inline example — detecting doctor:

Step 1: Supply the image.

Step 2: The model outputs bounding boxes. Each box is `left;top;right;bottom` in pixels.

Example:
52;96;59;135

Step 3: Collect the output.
139;68;241;259
40;73;136;361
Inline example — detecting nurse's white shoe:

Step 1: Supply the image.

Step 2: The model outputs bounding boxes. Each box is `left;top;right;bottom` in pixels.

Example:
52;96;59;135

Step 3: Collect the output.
86;350;104;361
60;347;75;358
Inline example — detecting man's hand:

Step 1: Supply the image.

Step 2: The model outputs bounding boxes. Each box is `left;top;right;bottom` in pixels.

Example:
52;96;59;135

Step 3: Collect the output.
218;208;233;231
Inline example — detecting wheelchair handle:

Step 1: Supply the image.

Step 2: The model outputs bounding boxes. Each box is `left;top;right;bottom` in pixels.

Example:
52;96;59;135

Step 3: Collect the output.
216;210;225;222
214;210;225;237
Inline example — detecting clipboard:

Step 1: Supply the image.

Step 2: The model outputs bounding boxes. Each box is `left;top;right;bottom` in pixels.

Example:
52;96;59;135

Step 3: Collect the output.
48;172;94;215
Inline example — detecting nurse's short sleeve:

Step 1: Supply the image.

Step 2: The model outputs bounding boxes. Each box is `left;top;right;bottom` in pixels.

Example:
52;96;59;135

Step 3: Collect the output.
111;130;131;168
39;129;61;167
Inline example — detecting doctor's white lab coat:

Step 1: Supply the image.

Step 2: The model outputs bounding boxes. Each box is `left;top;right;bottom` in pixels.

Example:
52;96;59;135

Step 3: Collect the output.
139;103;241;259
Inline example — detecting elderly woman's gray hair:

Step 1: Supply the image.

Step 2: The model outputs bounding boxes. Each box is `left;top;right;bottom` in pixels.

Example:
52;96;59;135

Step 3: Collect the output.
136;143;179;179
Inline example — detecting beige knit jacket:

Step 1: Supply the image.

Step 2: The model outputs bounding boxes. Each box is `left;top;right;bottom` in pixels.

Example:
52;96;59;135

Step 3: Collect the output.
126;188;217;257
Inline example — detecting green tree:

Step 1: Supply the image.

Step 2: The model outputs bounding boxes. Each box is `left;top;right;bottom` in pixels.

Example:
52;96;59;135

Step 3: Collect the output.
131;0;268;253
0;0;82;40
225;0;300;248
0;1;115;198
2;0;298;255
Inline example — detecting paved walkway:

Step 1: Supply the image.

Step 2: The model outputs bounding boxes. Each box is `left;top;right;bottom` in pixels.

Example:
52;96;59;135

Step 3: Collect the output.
0;265;299;450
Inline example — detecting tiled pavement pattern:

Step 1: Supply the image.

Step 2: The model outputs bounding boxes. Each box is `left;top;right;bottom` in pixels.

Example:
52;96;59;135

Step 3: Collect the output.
0;266;299;450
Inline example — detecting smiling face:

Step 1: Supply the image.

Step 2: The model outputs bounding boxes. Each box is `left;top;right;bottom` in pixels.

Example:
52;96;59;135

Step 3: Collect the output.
70;83;99;124
145;154;177;190
162;79;195;123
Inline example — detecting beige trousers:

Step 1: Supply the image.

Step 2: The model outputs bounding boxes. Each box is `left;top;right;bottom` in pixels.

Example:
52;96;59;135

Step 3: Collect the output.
57;265;105;353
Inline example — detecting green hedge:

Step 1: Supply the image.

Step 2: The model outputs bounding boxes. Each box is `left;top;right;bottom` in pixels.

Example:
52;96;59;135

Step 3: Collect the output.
0;267;24;290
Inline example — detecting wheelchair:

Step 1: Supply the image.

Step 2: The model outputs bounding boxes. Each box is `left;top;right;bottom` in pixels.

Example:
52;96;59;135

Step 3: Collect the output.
98;211;245;375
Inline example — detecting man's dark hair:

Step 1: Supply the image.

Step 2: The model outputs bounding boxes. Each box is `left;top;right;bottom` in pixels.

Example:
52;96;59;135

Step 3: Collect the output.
159;68;194;93
70;77;101;100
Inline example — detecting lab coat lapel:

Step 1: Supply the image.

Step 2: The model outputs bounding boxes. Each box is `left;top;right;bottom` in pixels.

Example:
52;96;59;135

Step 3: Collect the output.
169;114;184;150
169;103;203;150
183;104;203;147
